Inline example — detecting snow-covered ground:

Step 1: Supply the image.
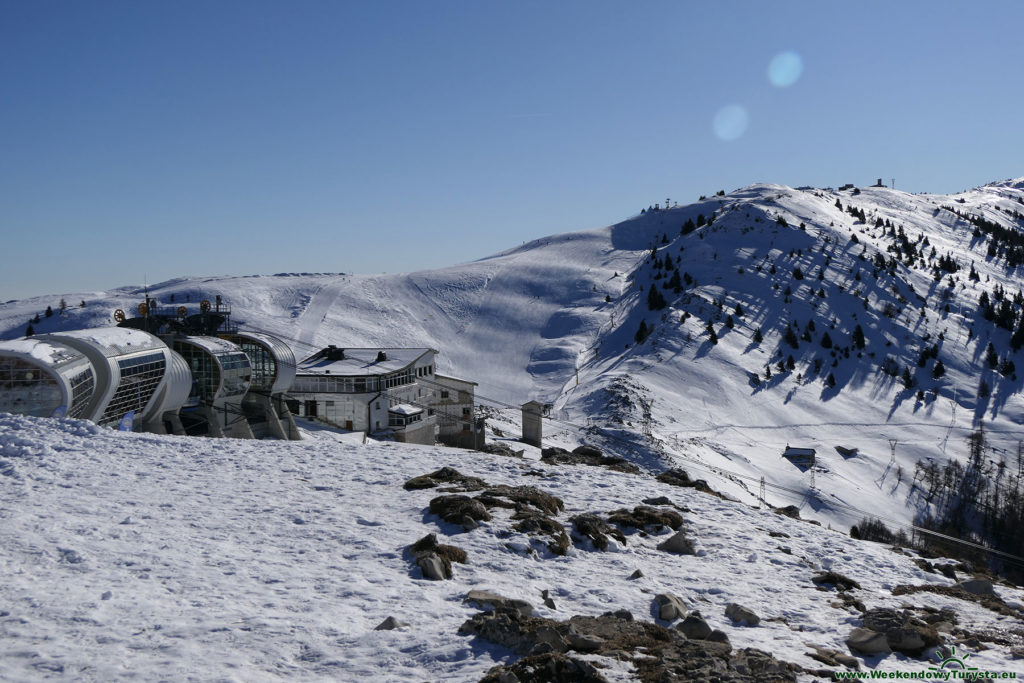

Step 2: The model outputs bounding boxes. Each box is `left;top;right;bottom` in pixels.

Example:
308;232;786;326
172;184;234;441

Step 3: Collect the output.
2;413;1022;681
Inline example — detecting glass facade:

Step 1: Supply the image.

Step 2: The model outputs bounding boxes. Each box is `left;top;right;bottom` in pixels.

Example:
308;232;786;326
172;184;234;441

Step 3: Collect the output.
236;340;276;392
173;342;220;402
99;352;167;426
0;358;63;417
293;367;415;394
68;368;96;418
388;411;423;427
218;352;251;398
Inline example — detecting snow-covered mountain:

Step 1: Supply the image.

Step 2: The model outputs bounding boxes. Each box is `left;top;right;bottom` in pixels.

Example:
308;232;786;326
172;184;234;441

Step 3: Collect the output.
5;178;1024;680
5;177;1024;536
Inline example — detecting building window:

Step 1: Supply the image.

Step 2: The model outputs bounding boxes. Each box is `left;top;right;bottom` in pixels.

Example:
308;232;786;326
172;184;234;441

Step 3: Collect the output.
440;390;449;399
375;402;380;410
462;407;471;416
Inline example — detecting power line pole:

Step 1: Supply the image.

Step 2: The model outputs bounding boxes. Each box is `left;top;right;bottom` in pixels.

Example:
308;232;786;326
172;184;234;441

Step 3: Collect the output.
759;476;766;508
888;439;898;467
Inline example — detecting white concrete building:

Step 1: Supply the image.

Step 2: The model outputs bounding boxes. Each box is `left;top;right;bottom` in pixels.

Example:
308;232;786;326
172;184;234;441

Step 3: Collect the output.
289;346;438;444
433;374;482;449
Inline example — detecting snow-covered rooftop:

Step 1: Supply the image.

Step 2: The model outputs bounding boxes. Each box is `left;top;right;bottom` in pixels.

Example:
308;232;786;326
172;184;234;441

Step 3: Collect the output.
43;326;165;357
0;338;88;368
298;347;434;376
387;403;422;416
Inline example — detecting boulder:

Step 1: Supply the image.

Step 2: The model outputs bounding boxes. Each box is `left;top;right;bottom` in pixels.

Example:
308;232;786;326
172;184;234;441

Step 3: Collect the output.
416;552;449;580
610;506;684;532
656;468;714;493
404;467;487;491
570;513;626;551
705;629;731;646
811;571;862;591
465;590;534;618
846;627;890;655
957;578;995;596
480;652;610;683
724;603;760;626
886;628;927;656
566;629;604;652
858;607;939;656
677;614;713;640
861;608;903;633
656;529;696;555
374;616;408;630
408;533;466;580
512;510;570;556
429;495;492;525
653;593;688;621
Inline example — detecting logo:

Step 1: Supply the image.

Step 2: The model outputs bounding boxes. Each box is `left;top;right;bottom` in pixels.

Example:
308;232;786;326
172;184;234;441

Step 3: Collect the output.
834;644;1016;680
928;646;978;676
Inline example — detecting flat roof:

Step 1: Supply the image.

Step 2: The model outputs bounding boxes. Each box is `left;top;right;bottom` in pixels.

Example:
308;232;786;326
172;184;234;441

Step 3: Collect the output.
298;347;435;377
388;404;423;416
434;373;478;386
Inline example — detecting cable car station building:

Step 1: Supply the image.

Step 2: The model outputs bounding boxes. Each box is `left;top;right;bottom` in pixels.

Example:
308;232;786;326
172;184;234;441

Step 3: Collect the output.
290;346;439;444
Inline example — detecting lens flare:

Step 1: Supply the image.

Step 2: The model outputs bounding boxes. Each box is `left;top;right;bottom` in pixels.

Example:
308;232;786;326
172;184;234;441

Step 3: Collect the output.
712;105;749;142
768;51;803;87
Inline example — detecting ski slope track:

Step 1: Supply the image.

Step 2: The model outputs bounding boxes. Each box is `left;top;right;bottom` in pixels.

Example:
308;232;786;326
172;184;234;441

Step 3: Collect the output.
4;178;1024;537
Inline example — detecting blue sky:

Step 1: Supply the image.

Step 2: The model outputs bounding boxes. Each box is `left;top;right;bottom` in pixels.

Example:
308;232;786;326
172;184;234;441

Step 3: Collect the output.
2;0;1023;300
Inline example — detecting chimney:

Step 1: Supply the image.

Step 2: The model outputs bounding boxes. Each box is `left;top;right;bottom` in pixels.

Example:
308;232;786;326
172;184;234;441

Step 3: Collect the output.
376;351;387;362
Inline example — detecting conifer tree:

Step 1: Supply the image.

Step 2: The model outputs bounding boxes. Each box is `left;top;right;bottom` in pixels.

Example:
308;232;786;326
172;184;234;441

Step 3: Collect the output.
635;320;650;344
986;342;999;368
706;321;718;344
647;284;666;311
852;324;866;350
784;326;799;349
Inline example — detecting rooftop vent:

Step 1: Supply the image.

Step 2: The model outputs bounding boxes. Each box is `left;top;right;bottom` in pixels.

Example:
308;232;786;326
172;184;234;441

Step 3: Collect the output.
326;345;345;361
376;351;387;362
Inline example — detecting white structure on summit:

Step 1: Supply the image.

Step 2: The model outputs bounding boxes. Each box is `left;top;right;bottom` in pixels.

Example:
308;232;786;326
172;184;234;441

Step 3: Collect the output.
289;346;439;444
167;335;254;439
434;374;483;449
220;331;300;440
40;328;190;432
0;338;96;420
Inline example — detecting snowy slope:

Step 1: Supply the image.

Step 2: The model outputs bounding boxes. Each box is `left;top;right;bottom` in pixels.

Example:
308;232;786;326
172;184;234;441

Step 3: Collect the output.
4;178;1024;534
2;413;1022;681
